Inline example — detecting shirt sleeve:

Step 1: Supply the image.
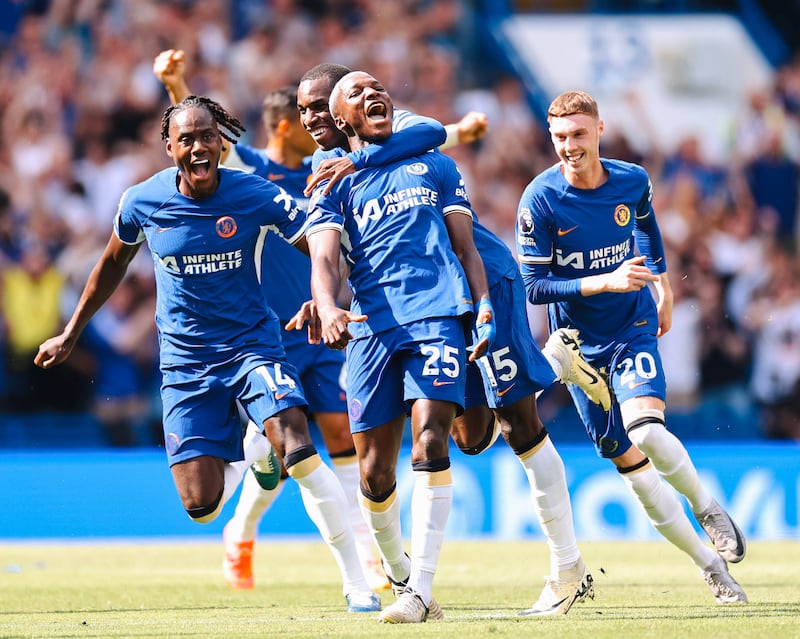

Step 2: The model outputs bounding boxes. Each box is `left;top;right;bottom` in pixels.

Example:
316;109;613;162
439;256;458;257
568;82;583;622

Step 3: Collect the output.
632;177;667;274
520;261;583;304
113;187;145;245
346;110;447;170
516;183;583;304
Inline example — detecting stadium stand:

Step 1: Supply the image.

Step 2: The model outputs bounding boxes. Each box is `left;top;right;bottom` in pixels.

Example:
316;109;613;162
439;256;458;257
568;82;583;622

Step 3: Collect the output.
1;0;799;446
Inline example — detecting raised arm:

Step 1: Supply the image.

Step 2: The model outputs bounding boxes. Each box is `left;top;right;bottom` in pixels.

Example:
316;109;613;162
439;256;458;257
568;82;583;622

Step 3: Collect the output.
153;48;235;164
152;49;191;105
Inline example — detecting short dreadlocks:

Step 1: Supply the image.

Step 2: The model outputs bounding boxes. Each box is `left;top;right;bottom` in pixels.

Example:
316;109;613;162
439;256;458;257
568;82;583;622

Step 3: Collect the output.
160;95;246;144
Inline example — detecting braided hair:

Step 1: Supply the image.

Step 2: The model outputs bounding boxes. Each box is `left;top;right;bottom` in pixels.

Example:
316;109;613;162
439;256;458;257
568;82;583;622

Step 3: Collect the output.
160;95;246;144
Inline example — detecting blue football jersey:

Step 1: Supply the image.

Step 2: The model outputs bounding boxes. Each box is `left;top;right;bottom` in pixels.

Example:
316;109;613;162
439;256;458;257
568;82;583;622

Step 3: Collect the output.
311;112;518;287
306;152;475;338
114;166;305;367
233;144;313;321
516;159;667;357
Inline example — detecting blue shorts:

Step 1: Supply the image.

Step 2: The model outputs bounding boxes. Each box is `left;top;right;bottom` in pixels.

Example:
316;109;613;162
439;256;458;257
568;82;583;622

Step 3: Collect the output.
465;273;556;410
345;318;467;433
160;352;307;466
281;326;347;414
570;332;666;459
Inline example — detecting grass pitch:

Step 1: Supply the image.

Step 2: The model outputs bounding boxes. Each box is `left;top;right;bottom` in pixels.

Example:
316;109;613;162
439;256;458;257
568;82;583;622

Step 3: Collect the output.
1;539;798;638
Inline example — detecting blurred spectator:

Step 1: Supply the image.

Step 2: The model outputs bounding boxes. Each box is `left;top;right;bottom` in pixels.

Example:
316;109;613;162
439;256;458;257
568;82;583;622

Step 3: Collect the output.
741;248;800;439
81;274;160;447
1;241;90;412
742;131;800;249
658;252;702;409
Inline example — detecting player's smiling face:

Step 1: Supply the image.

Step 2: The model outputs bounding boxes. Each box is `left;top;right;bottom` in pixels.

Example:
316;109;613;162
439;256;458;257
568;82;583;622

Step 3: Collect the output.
166;107;221;199
549;113;604;182
332;72;393;143
297;77;348;151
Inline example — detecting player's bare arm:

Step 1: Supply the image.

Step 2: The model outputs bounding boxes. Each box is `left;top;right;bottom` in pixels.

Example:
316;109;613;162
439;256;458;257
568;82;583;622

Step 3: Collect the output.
34;233;139;369
653;272;674;337
579;255;659;296
444;211;493;361
307;228;366;349
304;157;356;196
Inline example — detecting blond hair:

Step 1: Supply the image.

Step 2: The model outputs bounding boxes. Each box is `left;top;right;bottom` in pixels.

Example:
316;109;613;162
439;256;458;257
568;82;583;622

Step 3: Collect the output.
547;90;599;122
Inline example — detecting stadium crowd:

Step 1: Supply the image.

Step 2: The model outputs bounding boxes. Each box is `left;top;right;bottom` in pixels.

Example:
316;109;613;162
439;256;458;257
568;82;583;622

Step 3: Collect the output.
0;0;799;444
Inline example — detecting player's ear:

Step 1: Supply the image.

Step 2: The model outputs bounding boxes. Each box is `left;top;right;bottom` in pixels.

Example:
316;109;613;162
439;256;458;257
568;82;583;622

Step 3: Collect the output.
597;119;605;138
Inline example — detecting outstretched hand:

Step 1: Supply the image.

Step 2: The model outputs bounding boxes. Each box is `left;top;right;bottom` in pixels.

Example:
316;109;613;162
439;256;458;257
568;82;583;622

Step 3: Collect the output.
285;300;323;344
304;157;356;196
317;306;367;350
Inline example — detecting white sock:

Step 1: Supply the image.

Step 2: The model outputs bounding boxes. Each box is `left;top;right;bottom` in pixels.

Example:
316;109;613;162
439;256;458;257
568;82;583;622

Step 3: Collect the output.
332;455;375;566
626;412;713;514
518;436;581;578
359;488;408;583
222;422;273;505
407;468;452;605
291;455;370;595
225;471;284;542
621;464;717;569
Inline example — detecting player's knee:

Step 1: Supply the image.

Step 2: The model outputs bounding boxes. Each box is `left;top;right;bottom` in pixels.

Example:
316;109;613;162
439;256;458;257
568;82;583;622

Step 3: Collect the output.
456;413;499;455
624;408;666;458
185;488;223;523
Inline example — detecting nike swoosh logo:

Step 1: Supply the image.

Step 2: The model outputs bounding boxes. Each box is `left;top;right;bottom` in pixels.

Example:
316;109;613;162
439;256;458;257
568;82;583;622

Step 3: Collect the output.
274;391;289;400
267;173;285;181
557;225;578;236
155;227;174;234
546;596;571;613
578;364;599;384
629;381;648;389
432;379;455;387
497;383;515;397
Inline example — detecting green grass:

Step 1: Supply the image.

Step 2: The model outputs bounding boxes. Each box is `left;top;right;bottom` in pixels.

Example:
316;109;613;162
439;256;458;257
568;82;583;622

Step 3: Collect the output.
1;540;798;638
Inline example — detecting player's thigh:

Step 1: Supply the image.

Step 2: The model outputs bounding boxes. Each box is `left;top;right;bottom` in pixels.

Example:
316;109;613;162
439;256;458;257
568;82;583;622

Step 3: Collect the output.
161;367;243;465
170;455;225;508
315;411;355;455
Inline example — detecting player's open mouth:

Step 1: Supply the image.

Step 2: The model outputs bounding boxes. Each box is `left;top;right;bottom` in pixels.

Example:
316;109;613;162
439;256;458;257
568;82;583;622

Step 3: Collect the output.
366;102;387;118
190;159;211;178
